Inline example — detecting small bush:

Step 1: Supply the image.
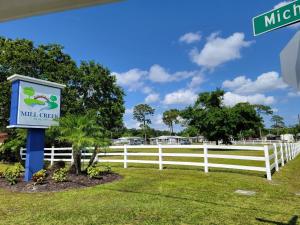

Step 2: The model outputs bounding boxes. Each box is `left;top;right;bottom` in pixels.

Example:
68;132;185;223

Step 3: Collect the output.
52;168;68;182
87;166;102;179
0;170;4;178
51;161;66;171
32;169;47;185
87;165;111;179
14;163;24;176
4;167;20;185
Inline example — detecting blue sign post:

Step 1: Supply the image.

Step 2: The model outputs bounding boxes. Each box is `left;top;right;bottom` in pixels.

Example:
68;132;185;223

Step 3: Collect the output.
7;74;65;181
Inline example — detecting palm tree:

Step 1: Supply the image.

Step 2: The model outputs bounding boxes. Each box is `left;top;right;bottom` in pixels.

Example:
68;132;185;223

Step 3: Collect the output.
54;112;110;175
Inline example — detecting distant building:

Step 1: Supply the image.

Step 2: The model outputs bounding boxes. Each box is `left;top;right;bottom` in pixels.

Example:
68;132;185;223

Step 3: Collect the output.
280;134;294;142
149;136;189;145
0;133;8;144
265;134;277;140
112;137;144;145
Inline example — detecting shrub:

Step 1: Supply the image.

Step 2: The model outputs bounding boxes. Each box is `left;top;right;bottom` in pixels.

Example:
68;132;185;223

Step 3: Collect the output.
4;167;20;185
87;165;111;179
51;161;66;171
32;169;47;185
87;166;102;179
0;170;4;178
14;163;24;176
52;168;68;182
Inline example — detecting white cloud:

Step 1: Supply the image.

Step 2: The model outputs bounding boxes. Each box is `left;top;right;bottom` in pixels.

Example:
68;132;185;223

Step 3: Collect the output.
188;73;205;89
222;71;287;94
190;32;252;70
145;93;160;104
179;31;201;44
274;1;289;9
125;108;134;115
148;64;200;83
113;69;147;91
223;92;275;107
288;91;300;97
163;89;197;105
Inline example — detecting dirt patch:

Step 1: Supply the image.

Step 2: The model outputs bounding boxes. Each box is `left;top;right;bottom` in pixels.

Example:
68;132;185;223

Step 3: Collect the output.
0;172;122;193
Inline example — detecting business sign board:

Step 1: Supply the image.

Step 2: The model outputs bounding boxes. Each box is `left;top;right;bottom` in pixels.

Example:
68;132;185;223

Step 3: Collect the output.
280;31;300;91
7;74;65;129
253;0;300;36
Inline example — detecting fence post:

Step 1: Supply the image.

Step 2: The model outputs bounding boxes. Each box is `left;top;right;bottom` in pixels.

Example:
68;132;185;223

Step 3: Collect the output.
71;147;74;164
288;143;292;160
124;145;128;169
50;146;55;166
204;144;208;173
280;143;284;166
284;143;289;162
273;144;279;171
159;145;163;170
20;147;23;160
293;143;295;158
263;145;272;181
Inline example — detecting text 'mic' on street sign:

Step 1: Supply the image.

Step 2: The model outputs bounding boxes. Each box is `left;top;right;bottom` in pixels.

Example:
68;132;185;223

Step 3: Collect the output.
253;0;300;36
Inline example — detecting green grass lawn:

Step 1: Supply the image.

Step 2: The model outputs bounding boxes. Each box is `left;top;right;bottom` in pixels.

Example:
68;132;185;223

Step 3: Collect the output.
0;148;299;225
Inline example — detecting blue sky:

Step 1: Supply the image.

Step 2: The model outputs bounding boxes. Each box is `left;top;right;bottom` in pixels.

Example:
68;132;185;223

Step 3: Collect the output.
0;0;299;131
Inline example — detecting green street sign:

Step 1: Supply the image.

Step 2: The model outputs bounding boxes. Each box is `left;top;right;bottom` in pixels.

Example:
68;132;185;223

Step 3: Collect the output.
253;0;300;36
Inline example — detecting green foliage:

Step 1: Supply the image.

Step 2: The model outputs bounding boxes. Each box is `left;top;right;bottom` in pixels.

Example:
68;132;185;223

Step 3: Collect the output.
87;165;111;179
0;129;26;162
14;162;24;174
4;165;22;185
52;168;68;182
0;170;4;178
162;109;180;135
32;169;47;185
133;104;155;141
181;90;266;144
0;37;124;144
53;112;111;175
271;115;285;129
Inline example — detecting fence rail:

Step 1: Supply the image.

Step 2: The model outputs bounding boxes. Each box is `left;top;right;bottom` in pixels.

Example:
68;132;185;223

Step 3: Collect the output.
20;143;300;180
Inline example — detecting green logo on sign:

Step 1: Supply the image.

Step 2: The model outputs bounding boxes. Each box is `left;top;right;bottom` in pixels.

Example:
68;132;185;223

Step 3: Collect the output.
23;87;58;110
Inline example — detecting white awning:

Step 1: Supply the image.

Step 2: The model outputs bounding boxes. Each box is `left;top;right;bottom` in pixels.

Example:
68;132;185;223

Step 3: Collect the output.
0;0;119;22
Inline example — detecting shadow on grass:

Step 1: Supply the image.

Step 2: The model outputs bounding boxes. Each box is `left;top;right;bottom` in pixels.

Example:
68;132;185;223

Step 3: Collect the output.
101;187;292;216
256;215;298;225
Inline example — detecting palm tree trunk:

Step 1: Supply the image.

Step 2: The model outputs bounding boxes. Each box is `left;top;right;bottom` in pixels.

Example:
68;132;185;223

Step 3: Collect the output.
72;148;81;175
87;146;98;168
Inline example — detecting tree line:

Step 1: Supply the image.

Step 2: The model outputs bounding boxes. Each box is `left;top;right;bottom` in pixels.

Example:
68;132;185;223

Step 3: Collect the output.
0;37;299;166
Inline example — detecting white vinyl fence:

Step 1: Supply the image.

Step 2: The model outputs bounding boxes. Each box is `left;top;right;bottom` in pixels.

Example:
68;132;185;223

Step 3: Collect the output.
20;143;300;180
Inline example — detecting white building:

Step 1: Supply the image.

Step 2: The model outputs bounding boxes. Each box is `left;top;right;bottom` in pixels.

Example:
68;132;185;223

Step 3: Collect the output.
149;136;189;145
113;137;144;145
280;134;294;142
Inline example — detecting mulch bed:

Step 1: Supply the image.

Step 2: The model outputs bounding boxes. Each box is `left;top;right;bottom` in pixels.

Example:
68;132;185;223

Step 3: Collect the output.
0;172;122;193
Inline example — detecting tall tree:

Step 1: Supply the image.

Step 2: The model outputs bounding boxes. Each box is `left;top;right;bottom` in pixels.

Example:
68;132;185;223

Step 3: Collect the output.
271;115;285;135
162;109;180;135
181;89;266;144
133;104;155;142
0;37;125;161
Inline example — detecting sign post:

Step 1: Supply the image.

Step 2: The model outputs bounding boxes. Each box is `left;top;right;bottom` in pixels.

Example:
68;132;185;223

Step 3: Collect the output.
280;31;300;91
253;0;300;36
7;74;65;181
